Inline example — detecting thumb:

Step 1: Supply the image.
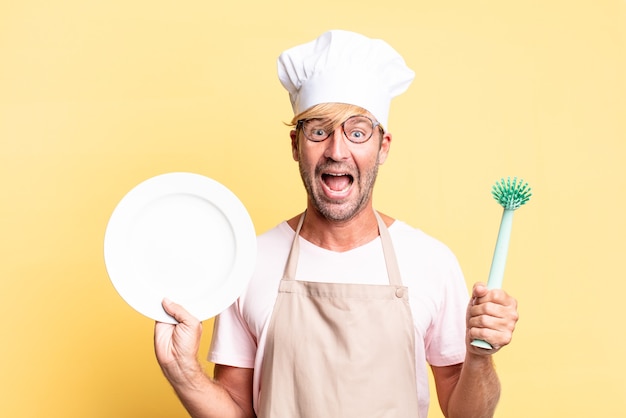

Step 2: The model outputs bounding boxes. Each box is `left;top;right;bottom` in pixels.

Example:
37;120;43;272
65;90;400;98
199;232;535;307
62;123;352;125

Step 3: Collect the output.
161;298;193;324
472;282;489;299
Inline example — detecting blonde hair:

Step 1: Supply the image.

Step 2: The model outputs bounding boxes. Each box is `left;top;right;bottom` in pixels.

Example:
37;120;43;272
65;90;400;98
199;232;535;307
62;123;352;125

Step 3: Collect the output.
289;103;383;130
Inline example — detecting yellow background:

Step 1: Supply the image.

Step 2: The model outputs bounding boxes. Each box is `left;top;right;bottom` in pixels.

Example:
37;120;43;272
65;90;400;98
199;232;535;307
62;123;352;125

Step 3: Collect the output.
1;1;625;416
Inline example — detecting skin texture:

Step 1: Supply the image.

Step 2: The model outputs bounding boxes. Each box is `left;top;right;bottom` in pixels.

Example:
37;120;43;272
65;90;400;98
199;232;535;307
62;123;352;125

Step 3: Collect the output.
286;116;390;250
293;122;383;223
153;107;519;418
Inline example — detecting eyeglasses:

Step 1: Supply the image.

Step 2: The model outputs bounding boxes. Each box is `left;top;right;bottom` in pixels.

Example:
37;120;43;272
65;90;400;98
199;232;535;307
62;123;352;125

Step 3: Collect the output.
296;115;382;144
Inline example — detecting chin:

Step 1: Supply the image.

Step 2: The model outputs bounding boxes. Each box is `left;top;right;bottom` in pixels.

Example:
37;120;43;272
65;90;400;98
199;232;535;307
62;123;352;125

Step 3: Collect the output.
314;200;363;222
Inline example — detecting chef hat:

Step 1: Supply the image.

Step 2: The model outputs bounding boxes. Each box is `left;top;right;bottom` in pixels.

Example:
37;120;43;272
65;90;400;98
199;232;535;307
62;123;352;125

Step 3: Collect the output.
277;30;415;129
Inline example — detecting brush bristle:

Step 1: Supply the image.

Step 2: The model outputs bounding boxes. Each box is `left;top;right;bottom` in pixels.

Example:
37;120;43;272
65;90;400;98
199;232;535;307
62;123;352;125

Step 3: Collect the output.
492;177;532;210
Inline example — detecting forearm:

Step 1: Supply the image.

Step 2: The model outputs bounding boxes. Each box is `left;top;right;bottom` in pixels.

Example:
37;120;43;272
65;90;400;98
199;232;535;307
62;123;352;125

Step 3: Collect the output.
161;360;251;418
446;353;501;418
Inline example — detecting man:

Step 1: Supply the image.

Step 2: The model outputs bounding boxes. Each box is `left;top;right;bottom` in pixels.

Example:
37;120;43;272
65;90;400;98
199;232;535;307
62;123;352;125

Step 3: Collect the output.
154;30;518;418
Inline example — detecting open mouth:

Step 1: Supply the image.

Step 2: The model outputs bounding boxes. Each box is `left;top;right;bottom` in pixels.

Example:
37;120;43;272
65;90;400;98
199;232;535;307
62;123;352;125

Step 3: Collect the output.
322;173;354;193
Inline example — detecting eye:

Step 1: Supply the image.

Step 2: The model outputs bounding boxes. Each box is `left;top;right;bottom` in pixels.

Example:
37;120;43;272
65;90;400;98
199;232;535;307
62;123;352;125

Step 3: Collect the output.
301;119;332;141
309;128;328;140
349;130;364;139
343;116;373;143
345;125;369;142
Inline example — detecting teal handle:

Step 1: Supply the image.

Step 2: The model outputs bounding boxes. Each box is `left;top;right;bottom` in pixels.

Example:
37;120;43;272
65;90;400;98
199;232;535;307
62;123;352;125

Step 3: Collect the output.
471;209;514;349
487;209;514;289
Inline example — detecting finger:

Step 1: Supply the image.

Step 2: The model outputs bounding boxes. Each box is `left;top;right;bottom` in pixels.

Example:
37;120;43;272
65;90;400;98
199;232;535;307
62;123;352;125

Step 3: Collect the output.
468;310;516;331
468;329;502;351
470;297;514;317
469;300;519;326
474;289;517;309
469;325;513;350
468;307;517;348
472;282;489;299
161;298;196;324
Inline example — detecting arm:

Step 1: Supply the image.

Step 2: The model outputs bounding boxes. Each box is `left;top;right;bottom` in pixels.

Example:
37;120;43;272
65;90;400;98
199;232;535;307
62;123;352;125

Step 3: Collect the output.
432;283;518;418
154;299;255;418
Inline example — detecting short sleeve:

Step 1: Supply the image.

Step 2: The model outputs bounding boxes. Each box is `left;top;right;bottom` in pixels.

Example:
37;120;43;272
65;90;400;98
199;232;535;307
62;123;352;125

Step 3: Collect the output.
424;258;469;367
208;299;257;368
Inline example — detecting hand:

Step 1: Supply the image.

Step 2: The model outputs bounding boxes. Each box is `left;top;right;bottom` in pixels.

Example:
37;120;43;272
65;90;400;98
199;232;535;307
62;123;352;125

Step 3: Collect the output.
466;282;518;354
154;298;204;381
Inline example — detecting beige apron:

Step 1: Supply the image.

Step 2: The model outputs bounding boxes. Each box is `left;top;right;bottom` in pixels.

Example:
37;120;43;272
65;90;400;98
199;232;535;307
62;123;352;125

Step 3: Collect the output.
258;211;420;418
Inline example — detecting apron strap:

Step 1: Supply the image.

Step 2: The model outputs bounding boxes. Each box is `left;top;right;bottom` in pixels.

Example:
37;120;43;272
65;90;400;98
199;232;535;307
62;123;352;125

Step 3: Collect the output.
281;211;306;281
282;210;404;287
374;211;403;287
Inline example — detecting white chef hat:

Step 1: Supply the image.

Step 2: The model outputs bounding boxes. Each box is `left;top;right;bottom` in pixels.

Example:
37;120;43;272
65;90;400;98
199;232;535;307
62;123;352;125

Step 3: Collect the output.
277;30;415;129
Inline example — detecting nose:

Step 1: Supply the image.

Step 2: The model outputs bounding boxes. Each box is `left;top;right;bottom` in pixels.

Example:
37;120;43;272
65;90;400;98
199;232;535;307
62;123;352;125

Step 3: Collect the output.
323;128;350;161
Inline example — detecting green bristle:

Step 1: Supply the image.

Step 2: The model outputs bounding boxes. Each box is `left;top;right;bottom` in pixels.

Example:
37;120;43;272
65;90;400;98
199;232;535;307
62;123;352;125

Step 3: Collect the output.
492;177;532;210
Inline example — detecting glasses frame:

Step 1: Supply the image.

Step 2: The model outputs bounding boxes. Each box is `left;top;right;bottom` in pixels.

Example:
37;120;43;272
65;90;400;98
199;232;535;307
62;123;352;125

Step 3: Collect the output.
296;115;382;144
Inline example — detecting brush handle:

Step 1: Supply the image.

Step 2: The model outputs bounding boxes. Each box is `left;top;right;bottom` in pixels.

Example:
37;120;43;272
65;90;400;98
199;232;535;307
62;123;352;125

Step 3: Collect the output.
471;208;514;349
487;208;514;289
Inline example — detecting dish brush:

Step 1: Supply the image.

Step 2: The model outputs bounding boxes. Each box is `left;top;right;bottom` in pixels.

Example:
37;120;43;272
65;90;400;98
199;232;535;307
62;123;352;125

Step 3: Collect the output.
471;177;532;349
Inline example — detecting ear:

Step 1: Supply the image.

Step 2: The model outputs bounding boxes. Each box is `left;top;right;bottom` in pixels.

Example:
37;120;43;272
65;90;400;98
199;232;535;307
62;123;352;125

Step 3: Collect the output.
377;132;392;165
290;129;299;161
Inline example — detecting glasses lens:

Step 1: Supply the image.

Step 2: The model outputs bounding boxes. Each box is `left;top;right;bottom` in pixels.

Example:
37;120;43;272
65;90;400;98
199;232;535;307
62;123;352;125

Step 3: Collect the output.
301;119;331;142
343;116;374;143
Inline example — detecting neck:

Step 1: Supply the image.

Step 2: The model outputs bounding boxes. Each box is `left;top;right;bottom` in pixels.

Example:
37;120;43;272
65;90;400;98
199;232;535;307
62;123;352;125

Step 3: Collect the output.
287;204;394;252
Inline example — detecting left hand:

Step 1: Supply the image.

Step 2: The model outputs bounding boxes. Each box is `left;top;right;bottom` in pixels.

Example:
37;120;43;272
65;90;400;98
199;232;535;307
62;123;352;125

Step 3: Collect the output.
154;298;204;382
466;282;518;354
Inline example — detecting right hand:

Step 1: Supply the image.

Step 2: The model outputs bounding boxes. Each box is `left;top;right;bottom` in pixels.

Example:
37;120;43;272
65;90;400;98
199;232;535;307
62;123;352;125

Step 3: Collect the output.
154;298;203;380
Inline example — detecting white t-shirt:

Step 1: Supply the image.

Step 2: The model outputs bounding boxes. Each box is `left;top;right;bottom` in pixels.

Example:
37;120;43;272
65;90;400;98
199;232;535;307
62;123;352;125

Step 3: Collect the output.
209;220;469;418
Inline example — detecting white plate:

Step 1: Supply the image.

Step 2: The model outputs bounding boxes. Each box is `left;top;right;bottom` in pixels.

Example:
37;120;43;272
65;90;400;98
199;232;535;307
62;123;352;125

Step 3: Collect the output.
104;172;256;323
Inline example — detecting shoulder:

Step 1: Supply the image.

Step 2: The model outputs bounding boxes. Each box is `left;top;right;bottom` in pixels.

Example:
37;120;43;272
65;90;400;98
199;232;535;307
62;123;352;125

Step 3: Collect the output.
256;221;294;255
388;220;465;294
246;221;294;285
389;220;459;263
